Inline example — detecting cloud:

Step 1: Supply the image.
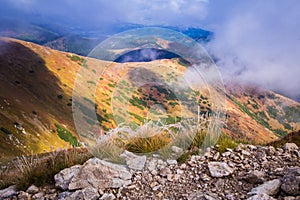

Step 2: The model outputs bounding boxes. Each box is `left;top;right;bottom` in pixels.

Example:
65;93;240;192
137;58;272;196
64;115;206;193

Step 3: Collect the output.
207;0;300;100
0;0;209;27
1;0;300;100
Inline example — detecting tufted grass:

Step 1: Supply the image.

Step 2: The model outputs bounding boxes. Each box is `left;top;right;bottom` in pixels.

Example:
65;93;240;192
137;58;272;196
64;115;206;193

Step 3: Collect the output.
0;148;91;190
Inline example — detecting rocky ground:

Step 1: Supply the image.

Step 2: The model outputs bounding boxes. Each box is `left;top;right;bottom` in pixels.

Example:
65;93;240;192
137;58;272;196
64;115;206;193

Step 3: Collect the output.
0;143;299;200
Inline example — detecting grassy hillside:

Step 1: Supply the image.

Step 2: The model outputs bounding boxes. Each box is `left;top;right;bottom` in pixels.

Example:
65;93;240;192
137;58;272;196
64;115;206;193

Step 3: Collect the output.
0;37;299;162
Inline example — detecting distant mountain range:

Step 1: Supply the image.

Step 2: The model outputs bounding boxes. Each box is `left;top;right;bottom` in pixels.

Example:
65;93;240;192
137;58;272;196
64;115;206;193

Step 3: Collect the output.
0;37;299;161
0;18;212;56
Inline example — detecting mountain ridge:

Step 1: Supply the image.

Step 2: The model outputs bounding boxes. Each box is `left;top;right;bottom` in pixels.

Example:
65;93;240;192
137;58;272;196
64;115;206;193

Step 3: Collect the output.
0;37;299;161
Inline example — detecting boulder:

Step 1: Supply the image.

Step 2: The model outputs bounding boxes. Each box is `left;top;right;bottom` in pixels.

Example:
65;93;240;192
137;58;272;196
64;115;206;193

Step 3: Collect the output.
18;191;30;200
67;158;132;190
0;185;17;199
243;170;266;184
54;165;81;190
248;179;281;196
171;146;183;154
100;193;116;200
70;187;99;200
120;150;146;170
282;143;299;152
247;193;276;200
208;162;234;177
281;167;300;196
26;184;39;194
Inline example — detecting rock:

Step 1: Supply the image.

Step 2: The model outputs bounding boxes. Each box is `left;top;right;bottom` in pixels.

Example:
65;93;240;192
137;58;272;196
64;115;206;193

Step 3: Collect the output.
171;146;183;154
110;178;132;188
18;191;30;200
54;165;81;190
208;162;234;177
147;158;157;171
32;192;44;200
284;197;296;200
188;192;218;200
67;158;132;190
266;146;276;156
241;150;251;156
70;187;99;200
44;193;57;200
100;193;116;200
243;170;266;184
26;184;39;194
248;179;281;196
247;145;257;151
281;169;300;195
247;193;276;200
222;151;231;157
200;173;211;181
213;152;220;160
57;192;73;200
120;150;146;170
283;143;299;152
0;185;17;199
159;167;172;177
166;159;177;165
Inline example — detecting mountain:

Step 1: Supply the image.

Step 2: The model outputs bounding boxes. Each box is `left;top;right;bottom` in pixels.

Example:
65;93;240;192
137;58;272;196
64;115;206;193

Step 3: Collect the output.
0;18;212;56
0;37;299;162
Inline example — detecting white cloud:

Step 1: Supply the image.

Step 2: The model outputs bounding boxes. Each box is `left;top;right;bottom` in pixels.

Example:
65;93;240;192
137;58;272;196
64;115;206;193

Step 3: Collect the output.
207;0;300;99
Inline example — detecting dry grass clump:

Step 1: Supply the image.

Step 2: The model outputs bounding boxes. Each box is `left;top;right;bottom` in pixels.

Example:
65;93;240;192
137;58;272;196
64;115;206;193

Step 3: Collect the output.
0;147;91;190
91;114;215;161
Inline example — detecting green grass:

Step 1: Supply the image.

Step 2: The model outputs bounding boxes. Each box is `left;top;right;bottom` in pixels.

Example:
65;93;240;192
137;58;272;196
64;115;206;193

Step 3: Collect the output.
0;127;12;135
55;124;80;147
215;134;238;153
67;54;84;63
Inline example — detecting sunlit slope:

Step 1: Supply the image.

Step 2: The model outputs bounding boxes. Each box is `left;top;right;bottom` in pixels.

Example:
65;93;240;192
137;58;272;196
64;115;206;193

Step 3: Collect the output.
0;38;299;160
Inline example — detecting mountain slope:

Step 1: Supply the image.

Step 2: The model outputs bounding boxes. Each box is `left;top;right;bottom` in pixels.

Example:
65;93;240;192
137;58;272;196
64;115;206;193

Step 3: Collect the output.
0;37;299;161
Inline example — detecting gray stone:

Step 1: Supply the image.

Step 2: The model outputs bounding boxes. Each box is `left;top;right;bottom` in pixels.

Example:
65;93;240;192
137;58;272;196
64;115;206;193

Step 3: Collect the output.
70;187;99;200
159;167;172;177
44;193;57;200
120;150;146;170
100;193;116;200
147;158;158;171
166;159;177;165
68;158;132;190
171;146;183;154
0;185;17;199
284;197;296;200
208;162;234;177
110;178;132;188
213;152;220;160
54;165;81;190
243;170;266;184
26;184;39;194
18;191;30;200
241;150;251;156
248;179;281;196
283;143;299;152
247;193;276;200
188;192;218;200
57;192;73;200
32;192;44;200
281;173;300;195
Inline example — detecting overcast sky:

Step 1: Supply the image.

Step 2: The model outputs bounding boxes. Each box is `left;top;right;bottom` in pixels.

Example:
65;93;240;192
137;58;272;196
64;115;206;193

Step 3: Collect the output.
1;0;300;100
